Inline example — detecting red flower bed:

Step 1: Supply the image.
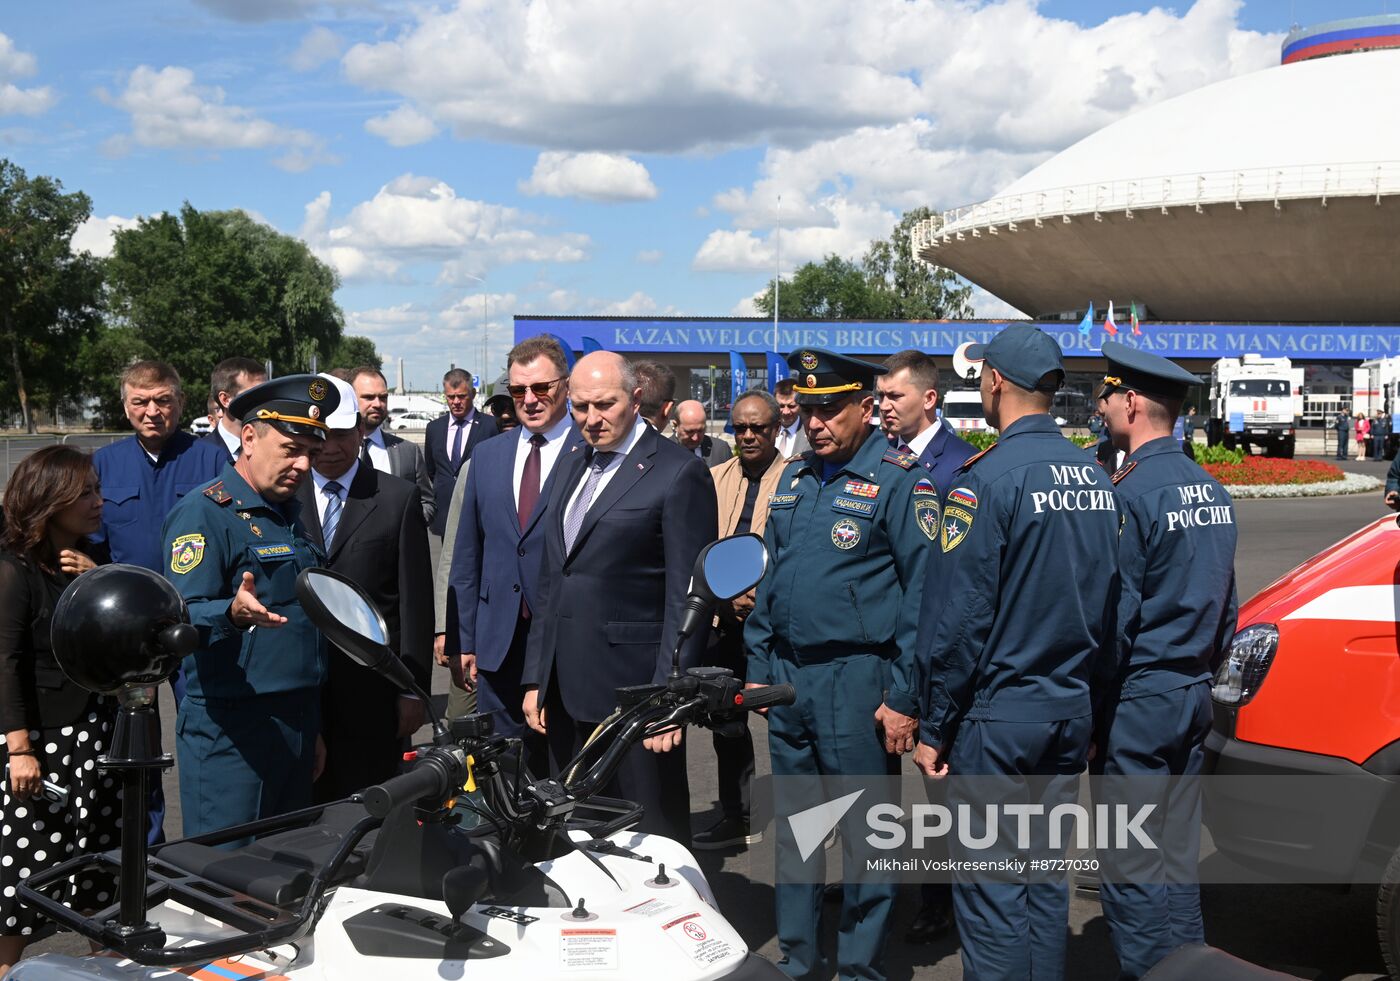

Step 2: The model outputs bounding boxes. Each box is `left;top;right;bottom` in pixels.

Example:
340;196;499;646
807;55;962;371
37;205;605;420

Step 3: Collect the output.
1203;457;1345;486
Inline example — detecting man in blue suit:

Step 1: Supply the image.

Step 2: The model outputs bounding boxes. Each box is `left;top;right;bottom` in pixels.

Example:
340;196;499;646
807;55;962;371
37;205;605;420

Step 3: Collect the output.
522;351;717;845
448;336;581;776
424;369;497;536
878;349;976;498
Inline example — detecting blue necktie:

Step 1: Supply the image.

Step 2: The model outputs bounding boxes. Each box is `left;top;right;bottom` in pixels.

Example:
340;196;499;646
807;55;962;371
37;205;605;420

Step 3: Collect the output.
450;419;466;470
322;480;344;550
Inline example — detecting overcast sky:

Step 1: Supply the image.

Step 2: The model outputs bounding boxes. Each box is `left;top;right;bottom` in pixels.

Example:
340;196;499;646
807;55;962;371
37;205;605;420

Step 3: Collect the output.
1;0;1383;388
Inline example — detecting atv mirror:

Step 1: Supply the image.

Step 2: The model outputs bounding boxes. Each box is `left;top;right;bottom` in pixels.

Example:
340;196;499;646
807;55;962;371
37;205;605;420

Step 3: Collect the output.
700;533;769;601
297;568;418;698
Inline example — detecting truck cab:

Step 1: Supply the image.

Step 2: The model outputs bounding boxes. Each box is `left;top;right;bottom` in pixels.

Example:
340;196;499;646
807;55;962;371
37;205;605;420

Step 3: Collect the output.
940;389;994;434
1206;355;1302;458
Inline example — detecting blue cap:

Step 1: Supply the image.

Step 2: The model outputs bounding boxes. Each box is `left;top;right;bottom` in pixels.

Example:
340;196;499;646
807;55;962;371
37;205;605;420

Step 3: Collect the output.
228;374;339;441
1099;340;1199;400
786;348;887;406
967;325;1064;392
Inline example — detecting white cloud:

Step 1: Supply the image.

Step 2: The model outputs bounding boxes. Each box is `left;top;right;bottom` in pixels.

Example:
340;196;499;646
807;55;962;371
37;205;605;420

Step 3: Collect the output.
730;291;764;317
364;104;438;146
600;291;669;316
340;0;1276;157
71;214;143;258
99;65;331;167
967;285;1029;320
0;33;55;117
635;249;663;264
299;175;591;283
289;26;344;71
519;152;658;202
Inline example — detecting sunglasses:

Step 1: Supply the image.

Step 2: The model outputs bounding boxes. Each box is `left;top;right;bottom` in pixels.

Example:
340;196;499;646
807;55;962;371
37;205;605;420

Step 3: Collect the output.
507;377;565;400
731;423;775;435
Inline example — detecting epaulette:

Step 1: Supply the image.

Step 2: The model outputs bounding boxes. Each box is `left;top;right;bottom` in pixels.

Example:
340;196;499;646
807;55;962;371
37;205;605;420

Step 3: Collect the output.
960;443;997;471
1111;461;1137;485
203;481;234;505
882;448;918;470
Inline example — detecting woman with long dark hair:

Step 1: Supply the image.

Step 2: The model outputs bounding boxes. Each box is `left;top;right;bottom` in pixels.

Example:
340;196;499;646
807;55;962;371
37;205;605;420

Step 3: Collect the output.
0;446;118;972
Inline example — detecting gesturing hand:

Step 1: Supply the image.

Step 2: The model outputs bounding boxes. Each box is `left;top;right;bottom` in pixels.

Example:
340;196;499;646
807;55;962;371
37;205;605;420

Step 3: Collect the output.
228;572;288;629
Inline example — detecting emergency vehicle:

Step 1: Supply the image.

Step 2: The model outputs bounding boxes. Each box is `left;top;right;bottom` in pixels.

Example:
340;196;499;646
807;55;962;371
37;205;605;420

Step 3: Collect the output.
1206;514;1400;977
1352;355;1400;459
1205;355;1303;457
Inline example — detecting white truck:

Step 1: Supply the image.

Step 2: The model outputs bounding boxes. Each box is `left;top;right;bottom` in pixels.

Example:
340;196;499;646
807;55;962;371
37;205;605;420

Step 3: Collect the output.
1352;356;1400;459
941;388;995;434
1206;355;1303;458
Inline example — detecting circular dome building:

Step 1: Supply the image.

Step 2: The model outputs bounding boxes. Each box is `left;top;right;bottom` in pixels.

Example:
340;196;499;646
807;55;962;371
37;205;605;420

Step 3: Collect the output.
914;18;1400;322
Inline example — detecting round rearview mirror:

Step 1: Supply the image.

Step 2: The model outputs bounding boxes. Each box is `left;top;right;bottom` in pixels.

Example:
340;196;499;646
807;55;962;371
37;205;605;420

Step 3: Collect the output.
700;533;769;601
296;568;391;669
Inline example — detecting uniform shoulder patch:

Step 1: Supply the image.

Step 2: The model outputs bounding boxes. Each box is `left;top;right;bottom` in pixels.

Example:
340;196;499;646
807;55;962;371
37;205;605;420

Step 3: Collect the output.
203;481;233;505
170;533;206;574
912;477;938;497
960;443;997;470
914;496;940;541
882;448;918;470
1111;461;1138;485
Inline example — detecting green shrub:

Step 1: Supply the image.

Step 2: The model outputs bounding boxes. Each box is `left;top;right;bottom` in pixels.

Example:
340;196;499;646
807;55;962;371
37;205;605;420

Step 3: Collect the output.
1068;434;1097;448
1191;443;1245;465
962;431;998;450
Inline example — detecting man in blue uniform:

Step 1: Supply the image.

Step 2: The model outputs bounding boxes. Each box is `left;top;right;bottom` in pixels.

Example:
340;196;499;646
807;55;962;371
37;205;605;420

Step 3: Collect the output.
91;360;225;844
1093;341;1239;979
746;349;937;981
161;375;337;838
913;325;1121;981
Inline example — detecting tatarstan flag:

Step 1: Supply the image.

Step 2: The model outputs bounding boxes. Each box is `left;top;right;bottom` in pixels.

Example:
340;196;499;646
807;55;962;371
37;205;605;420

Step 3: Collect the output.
1131;302;1143;336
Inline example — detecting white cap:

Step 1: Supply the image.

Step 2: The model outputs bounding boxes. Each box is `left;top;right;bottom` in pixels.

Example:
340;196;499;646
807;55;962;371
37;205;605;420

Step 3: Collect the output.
317;373;360;430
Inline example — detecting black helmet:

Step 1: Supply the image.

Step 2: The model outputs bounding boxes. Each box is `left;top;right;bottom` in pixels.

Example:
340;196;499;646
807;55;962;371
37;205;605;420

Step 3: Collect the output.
51;565;197;693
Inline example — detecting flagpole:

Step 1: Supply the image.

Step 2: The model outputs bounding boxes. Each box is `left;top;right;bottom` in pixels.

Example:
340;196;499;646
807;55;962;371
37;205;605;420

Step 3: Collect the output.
773;194;781;354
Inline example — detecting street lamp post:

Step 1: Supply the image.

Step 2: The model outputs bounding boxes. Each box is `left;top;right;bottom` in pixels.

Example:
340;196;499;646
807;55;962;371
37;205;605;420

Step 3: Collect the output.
459;273;489;393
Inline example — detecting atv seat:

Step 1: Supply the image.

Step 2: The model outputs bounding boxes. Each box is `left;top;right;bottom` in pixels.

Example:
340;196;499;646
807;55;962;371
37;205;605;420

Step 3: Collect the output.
156;802;377;907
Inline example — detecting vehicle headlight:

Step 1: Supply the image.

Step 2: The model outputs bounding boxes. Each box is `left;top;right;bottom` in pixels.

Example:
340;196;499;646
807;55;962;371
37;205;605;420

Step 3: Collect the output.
1211;623;1279;706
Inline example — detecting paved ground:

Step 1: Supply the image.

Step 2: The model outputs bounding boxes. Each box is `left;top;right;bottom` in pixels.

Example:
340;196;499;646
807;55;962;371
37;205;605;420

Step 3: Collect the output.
22;453;1400;978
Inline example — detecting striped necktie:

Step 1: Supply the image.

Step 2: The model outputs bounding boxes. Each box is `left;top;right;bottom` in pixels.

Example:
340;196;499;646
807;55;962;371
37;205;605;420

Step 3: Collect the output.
322;480;344;550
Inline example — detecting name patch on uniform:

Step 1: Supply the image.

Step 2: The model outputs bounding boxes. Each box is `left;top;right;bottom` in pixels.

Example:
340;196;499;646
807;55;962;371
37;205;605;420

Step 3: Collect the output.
946;487;978;510
170;534;205;574
252;543;295;561
912;477;937;497
843;480;880;498
831;497;876;517
914;497;940;542
831;518;862;550
768;493;800;509
941;506;974;553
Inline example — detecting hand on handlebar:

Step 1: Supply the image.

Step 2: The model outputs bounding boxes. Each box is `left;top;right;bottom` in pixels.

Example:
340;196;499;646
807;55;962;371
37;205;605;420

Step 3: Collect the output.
744;681;771;715
523;688;547;734
643;728;684;753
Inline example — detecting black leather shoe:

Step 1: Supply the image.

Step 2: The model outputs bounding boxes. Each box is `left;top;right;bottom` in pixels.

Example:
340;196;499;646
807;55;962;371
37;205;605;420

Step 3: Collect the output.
904;901;952;943
692;816;761;850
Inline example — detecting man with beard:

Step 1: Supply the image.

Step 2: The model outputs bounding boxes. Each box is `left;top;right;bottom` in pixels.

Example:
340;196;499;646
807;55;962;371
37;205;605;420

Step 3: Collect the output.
351;366;435;527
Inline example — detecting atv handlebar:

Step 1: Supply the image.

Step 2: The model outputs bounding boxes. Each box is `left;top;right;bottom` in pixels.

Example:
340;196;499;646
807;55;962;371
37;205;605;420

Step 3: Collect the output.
735;683;795;711
363;745;467;818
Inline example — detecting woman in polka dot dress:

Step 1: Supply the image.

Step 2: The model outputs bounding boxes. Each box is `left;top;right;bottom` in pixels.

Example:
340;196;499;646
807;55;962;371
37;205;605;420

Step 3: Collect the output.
0;446;120;973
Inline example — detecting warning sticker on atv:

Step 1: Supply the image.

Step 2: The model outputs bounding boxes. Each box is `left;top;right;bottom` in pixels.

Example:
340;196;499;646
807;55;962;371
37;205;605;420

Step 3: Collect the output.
661;911;738;966
623;898;677;918
559;928;618;970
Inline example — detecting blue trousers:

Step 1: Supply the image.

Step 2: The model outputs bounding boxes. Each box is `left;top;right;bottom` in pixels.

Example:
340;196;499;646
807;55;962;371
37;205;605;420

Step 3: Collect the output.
948;716;1092;981
176;690;319;843
768;654;898;981
1094;684;1211;980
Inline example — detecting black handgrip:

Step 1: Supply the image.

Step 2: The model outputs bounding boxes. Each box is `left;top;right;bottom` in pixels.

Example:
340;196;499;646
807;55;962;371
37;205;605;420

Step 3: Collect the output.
362;748;463;818
738;684;796;710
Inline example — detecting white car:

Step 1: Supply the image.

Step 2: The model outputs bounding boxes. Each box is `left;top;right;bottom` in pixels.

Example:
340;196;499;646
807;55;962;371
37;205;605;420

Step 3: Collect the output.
189;418;215;435
388;410;440;431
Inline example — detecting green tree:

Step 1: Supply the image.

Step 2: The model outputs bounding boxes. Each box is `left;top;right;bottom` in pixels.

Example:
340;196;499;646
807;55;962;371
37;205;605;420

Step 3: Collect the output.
752;207;974;322
0;160;104;432
100;204;343;422
327;335;380;372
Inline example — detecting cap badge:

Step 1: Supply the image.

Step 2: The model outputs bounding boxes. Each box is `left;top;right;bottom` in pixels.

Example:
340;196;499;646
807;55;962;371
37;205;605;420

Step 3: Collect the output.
308;380;328;401
831;518;861;550
805;374;817;388
799;351;819;371
308;405;320;420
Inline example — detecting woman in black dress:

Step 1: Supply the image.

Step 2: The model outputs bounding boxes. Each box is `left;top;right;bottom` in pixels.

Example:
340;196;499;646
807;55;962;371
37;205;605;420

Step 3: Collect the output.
0;445;118;972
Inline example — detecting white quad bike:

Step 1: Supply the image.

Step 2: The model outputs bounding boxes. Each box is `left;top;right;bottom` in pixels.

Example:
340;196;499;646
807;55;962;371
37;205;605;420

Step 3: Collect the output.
14;534;790;981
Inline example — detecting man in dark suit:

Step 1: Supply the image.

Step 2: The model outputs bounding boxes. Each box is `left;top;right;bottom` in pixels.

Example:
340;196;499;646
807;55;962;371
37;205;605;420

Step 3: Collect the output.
673;399;733;468
522;352;717;845
202;357;267;463
447;336;581;776
296;374;433;802
351;366;436;527
878;350;976;497
424;368;498;537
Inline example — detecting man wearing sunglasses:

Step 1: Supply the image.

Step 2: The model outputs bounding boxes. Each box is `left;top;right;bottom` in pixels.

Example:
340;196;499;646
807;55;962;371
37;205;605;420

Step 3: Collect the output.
424;369;498;538
445;337;582;774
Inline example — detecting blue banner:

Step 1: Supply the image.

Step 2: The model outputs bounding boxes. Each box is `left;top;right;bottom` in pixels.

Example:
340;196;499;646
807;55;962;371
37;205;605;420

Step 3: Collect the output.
766;351;789;390
582;336;604;354
546;333;576;369
518;317;1400;363
725;351;747;433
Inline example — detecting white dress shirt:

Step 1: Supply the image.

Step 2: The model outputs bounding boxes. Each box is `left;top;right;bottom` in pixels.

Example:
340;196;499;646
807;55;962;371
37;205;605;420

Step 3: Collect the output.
563;415;648;521
905;420;941;457
776;420;802;457
217;422;241;459
511;413;574;511
311;460;358;528
444;409;475;460
363;426;391;473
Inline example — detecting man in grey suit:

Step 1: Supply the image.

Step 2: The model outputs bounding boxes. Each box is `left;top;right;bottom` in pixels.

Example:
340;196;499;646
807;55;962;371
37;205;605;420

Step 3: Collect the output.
351;366;436;528
674;399;732;468
773;378;811;458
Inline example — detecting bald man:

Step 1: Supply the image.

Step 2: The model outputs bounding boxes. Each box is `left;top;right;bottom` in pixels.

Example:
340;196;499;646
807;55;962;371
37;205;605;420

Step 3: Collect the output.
673;399;733;469
522;353;718;845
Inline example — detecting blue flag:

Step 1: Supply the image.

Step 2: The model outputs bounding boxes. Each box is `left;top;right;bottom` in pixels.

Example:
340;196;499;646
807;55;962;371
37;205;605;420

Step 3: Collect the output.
766;351;789;391
726;351;747;433
1078;302;1095;338
582;336;604;354
546;333;576;369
